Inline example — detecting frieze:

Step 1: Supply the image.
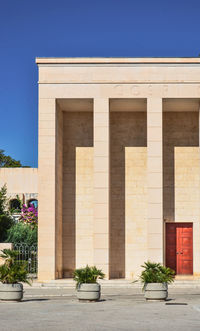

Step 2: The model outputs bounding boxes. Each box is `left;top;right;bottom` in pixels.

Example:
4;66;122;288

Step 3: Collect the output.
112;84;200;98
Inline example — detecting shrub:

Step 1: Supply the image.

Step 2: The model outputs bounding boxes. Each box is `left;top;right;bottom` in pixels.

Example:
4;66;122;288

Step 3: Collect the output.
0;185;14;242
73;265;105;288
0;249;31;285
140;261;175;287
0;215;14;242
6;222;37;245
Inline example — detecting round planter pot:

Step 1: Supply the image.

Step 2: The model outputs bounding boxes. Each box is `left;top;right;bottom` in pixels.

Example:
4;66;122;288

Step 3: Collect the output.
0;283;23;301
77;283;101;301
144;283;168;301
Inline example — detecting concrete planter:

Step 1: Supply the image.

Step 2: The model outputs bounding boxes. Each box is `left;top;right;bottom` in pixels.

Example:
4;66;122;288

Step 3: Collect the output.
0;283;23;301
144;283;168;301
77;283;101;301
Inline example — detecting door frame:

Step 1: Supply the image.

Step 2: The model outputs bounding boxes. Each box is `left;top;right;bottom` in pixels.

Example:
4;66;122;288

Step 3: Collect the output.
165;222;193;275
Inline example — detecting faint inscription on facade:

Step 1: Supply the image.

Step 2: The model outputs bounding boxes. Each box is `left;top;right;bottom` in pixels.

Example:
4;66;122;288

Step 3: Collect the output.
130;85;140;96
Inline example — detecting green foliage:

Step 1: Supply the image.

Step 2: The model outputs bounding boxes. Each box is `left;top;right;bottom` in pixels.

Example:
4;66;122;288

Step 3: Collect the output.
0;249;31;285
0;215;14;242
0;185;14;242
0;150;22;168
73;265;105;288
6;222;37;245
140;261;175;287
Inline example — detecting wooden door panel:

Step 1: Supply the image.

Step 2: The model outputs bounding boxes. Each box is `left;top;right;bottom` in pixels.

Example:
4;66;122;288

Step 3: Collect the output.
166;224;176;272
182;228;192;233
182;237;192;245
166;236;175;245
181;260;193;274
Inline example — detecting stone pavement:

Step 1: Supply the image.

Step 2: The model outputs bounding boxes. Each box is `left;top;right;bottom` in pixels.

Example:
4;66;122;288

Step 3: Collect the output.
0;287;200;330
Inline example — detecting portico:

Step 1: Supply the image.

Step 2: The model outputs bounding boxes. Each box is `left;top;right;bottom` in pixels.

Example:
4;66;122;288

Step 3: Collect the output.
36;58;200;280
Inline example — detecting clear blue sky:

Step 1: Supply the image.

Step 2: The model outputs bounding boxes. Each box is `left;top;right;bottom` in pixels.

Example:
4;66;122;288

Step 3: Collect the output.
1;0;200;167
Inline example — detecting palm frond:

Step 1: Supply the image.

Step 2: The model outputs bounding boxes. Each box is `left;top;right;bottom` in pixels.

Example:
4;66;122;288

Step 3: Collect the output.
73;265;105;288
140;260;175;289
0;249;31;285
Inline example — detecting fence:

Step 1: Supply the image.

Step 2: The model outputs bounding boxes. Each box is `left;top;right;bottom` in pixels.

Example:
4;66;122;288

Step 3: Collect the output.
13;243;38;276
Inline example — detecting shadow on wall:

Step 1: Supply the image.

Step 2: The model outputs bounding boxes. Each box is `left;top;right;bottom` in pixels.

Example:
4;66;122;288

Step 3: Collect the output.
163;112;199;222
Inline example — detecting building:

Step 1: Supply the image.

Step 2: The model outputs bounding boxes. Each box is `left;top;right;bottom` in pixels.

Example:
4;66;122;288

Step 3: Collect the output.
2;57;200;281
0;168;38;210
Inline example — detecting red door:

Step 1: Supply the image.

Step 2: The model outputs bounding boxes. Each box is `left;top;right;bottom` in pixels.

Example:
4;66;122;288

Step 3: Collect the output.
166;223;193;275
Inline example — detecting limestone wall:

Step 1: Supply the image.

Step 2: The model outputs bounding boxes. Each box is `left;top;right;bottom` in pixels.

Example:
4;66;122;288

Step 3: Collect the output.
175;147;200;222
163;111;200;274
163;112;199;221
110;112;147;279
125;147;147;278
0;168;38;196
76;147;93;268
62;111;93;277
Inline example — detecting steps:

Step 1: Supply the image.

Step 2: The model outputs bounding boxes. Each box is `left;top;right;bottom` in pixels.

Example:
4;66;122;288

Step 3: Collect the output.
24;278;200;289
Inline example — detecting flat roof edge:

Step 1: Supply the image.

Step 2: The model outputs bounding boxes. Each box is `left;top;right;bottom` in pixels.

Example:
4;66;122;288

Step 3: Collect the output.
35;57;200;64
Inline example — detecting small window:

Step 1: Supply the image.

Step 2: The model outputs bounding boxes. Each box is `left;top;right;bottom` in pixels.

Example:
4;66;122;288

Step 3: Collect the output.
10;199;21;212
28;199;38;208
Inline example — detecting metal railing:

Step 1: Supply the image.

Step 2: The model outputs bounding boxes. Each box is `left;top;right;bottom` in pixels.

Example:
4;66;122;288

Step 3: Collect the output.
13;243;38;276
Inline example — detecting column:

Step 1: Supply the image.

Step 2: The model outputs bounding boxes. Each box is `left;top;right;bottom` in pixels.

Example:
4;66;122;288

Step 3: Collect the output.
93;98;110;278
38;98;57;281
147;98;163;262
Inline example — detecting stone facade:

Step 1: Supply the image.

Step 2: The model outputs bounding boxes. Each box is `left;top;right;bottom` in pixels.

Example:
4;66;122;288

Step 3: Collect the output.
35;57;200;280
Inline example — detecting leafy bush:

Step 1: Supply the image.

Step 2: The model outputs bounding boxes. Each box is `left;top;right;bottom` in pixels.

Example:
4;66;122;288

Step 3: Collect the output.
0;249;31;285
0;185;14;242
6;222;37;245
73;265;105;288
0;215;14;242
140;261;175;287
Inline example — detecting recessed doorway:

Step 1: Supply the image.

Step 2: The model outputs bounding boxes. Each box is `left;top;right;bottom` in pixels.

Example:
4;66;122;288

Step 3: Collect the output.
166;223;193;275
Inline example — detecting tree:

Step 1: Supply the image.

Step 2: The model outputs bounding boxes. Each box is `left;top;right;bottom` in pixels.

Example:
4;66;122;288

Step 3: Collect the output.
0;184;7;215
0;149;22;167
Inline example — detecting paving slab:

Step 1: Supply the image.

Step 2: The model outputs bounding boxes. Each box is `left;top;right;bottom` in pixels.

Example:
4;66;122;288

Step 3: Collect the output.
0;287;200;330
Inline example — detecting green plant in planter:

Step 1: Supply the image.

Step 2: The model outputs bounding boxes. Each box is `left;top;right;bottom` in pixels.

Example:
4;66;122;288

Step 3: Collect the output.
73;265;105;288
140;261;175;289
0;249;31;285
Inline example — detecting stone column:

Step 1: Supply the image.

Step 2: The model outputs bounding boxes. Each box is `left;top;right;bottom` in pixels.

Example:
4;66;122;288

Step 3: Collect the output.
147;98;163;263
93;98;110;278
38;98;57;281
